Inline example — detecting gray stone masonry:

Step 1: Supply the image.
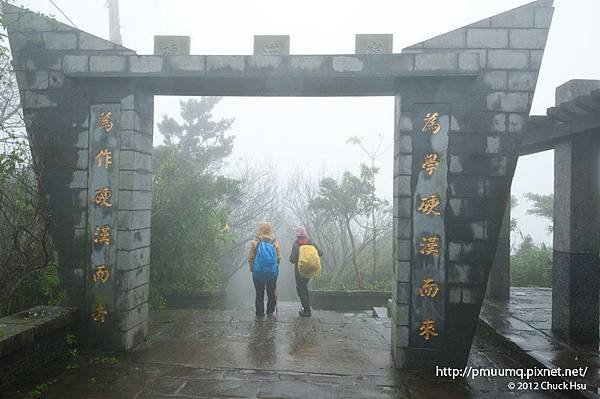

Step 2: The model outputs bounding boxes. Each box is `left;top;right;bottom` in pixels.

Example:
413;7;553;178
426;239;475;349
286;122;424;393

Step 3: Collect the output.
60;52;481;96
394;0;553;368
253;35;290;55
3;0;553;369
355;34;393;54
486;203;510;301
154;35;190;56
555;79;600;106
552;130;600;344
551;80;600;346
0;306;78;387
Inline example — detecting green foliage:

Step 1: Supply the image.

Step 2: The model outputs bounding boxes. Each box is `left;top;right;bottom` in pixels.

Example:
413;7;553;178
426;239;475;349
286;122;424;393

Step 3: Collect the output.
524;192;553;233
151;98;241;307
29;383;50;399
65;333;77;347
150;145;239;307
313;230;394;291
91;353;120;365
0;12;57;316
65;333;79;361
157;97;235;171
510;195;518;232
29;380;56;399
510;234;552;287
12;264;63;309
311;164;378;220
310;165;389;288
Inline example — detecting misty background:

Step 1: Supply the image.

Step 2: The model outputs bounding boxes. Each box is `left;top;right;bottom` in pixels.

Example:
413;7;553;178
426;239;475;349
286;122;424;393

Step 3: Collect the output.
12;0;600;275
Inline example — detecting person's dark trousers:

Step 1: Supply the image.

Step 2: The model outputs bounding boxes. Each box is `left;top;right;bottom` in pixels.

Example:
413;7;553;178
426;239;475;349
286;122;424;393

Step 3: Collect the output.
253;277;277;316
295;267;311;309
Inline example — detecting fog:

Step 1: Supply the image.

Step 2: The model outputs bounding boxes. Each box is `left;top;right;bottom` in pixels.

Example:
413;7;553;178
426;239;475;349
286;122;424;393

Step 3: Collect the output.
17;0;600;247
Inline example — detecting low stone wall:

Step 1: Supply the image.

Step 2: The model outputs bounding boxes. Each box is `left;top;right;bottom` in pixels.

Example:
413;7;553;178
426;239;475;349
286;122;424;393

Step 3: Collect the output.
309;290;391;311
0;305;78;388
165;291;226;309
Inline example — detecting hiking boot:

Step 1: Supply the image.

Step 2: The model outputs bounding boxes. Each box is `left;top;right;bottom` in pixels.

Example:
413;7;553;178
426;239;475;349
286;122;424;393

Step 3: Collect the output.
298;308;311;317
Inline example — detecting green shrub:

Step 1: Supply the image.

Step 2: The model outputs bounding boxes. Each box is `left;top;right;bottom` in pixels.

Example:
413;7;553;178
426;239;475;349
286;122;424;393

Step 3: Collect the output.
510;235;552;287
6;264;63;315
149;146;238;307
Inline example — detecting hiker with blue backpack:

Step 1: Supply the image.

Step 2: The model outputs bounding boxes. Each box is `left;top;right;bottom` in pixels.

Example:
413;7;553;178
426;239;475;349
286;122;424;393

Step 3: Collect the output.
247;222;282;318
289;226;322;317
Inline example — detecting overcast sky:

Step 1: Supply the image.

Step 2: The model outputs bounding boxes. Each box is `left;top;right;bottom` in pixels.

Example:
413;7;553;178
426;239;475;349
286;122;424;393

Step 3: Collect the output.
15;0;600;244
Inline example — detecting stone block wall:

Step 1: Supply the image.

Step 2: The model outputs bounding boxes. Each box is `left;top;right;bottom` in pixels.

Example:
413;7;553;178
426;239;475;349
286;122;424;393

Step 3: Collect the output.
0;306;78;388
391;0;553;367
3;3;149;351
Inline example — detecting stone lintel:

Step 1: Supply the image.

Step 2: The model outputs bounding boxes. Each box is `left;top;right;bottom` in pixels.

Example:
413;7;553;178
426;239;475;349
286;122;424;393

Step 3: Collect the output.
62;53;479;96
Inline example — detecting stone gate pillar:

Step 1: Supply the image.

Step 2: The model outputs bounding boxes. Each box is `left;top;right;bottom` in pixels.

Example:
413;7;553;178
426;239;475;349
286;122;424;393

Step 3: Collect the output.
3;3;152;350
84;87;153;349
552;131;600;344
487;203;511;301
391;0;553;367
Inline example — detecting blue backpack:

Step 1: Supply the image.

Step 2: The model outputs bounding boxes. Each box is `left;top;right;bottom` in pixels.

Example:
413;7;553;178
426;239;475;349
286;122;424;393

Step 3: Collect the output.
253;239;279;283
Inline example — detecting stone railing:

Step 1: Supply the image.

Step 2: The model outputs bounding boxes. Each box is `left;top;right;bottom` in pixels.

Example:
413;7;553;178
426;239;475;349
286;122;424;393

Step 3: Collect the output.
0;305;78;388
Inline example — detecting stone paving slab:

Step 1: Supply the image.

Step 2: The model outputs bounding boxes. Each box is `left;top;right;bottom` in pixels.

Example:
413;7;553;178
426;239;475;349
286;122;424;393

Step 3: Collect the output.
3;302;572;398
481;287;600;397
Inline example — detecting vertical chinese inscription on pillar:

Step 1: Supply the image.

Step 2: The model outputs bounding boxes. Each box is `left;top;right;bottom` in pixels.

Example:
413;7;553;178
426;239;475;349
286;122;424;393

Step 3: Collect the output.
87;104;120;326
411;105;450;348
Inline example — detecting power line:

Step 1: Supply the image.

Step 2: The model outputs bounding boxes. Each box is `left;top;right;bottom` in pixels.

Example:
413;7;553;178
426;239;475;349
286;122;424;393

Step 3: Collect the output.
47;0;78;29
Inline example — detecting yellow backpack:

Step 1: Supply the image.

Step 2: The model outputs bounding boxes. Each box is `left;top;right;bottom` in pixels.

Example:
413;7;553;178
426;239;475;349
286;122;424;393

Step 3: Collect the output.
298;244;321;278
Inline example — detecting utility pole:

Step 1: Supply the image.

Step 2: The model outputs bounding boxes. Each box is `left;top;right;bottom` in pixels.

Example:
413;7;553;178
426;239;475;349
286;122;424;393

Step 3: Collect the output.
107;0;123;45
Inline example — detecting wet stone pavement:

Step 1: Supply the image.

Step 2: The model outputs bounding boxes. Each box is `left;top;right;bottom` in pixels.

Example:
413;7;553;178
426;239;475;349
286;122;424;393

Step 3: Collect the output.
4;302;577;398
481;288;600;396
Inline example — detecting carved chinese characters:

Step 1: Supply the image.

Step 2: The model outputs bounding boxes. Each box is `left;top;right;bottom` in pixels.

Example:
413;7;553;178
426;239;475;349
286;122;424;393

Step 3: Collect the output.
96;111;113;132
412;106;450;346
88;105;120;325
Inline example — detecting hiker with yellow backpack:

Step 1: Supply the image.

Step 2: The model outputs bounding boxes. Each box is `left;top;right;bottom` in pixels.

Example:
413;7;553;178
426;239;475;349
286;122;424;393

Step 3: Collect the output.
289;226;323;317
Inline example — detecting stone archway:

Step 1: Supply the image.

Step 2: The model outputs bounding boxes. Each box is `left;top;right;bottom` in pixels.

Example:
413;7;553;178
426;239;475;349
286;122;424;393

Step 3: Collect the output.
2;0;553;368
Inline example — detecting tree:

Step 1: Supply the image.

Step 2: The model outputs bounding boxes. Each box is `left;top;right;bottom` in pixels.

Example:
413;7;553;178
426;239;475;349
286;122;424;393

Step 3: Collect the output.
217;161;285;284
0;15;57;316
310;165;386;288
284;170;347;277
524;192;553;233
347;134;391;277
510;194;518;232
150;146;238;307
151;98;239;307
511;233;552;287
157;97;235;171
283;169;393;290
0;6;22;136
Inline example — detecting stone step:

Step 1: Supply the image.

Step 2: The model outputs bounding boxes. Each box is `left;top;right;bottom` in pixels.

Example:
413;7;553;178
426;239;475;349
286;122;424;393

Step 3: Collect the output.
372;306;389;319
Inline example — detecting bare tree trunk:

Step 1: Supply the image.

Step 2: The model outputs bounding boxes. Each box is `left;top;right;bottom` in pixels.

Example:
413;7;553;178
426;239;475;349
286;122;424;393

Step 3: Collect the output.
345;217;362;288
371;158;377;277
